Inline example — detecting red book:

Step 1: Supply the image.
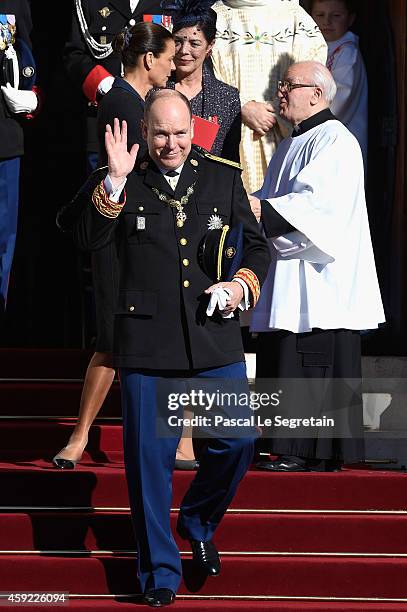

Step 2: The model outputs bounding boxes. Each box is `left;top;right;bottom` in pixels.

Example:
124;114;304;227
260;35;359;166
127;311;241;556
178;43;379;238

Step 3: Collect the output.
192;115;220;152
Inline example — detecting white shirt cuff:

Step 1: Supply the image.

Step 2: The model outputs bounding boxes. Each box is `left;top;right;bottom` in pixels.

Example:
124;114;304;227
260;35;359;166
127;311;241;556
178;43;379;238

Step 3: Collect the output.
232;278;250;311
104;174;127;202
97;75;114;95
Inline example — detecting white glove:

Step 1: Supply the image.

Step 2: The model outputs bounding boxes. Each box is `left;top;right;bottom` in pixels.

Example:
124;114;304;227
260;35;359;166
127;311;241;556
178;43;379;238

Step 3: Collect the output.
1;83;38;114
206;287;234;319
97;76;114;96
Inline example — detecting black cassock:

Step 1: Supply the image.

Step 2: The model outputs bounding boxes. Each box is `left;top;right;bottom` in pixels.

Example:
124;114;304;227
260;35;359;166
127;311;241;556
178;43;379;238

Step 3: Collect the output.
256;173;364;463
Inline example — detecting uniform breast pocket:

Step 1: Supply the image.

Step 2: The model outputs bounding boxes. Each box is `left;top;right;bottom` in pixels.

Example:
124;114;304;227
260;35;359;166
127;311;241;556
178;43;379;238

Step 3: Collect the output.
88;14;119;41
196;202;229;231
123;212;162;245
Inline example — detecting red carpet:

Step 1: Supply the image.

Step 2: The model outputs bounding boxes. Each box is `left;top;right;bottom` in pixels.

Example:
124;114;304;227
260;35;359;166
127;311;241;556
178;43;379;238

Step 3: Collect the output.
2;511;407;554
2;460;407;510
2;554;407;598
1;349;407;610
14;602;407;612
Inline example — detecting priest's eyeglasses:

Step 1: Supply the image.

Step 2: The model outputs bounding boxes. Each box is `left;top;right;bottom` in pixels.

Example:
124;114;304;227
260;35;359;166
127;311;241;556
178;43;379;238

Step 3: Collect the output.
278;80;317;93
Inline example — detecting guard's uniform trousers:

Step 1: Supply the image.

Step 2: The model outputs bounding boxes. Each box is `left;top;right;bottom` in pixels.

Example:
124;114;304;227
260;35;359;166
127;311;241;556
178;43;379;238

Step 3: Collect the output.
0;0;35;308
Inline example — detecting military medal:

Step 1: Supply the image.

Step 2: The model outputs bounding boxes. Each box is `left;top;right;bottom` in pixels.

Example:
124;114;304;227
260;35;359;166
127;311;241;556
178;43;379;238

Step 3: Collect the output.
176;210;187;227
137;216;146;230
208;214;223;230
151;183;196;229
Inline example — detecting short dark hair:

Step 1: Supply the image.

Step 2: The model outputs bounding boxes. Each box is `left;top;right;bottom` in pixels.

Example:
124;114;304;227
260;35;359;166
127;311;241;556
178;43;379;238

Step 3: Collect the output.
144;88;192;122
113;22;173;68
310;0;356;14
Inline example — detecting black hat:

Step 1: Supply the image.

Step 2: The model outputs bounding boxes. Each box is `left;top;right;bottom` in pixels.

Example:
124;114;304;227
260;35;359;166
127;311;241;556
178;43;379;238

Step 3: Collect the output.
198;223;244;282
161;0;216;31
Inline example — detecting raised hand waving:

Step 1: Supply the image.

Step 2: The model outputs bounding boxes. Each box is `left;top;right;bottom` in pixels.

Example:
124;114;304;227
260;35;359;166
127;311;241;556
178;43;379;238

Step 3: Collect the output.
105;118;139;187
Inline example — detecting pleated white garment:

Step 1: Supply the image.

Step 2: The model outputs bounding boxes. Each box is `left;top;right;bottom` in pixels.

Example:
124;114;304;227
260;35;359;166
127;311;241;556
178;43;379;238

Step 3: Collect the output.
251;120;385;333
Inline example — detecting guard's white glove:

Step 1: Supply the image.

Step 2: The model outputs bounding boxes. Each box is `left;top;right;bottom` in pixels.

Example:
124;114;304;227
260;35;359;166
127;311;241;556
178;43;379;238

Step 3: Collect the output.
1;83;38;114
97;75;114;96
206;287;234;319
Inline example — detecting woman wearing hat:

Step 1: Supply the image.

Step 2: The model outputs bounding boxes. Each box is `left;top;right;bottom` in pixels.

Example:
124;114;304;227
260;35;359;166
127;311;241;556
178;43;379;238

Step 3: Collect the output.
166;0;241;162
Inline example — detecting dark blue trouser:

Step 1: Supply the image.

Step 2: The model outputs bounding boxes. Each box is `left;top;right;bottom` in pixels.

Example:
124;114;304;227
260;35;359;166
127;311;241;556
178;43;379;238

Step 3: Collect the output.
0;157;20;307
120;361;255;593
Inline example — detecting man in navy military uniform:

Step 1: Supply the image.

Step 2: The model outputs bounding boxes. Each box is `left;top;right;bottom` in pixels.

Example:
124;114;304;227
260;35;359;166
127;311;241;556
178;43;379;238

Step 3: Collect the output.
64;0;174;168
0;0;38;313
75;88;270;606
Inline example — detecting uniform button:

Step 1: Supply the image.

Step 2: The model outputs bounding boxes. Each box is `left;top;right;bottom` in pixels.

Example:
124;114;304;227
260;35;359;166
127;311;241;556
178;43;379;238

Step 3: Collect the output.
214;207;218;212
101;25;107;31
180;238;187;246
129;306;135;312
129;18;136;26
183;280;190;288
139;206;144;211
183;258;189;266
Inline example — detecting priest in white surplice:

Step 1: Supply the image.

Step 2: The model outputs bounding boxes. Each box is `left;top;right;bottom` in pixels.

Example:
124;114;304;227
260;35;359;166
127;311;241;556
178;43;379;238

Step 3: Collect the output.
249;61;385;472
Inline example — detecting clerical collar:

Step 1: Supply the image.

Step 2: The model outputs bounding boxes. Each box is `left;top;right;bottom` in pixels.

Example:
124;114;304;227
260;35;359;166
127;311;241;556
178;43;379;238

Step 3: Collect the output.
292;108;336;138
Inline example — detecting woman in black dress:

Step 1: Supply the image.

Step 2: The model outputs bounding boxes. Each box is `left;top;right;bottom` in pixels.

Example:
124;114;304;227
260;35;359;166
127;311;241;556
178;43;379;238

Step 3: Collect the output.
53;22;175;468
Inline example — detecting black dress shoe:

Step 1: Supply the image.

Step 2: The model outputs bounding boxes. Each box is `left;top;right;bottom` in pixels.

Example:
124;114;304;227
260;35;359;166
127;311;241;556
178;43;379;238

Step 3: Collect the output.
177;519;221;576
190;539;221;576
256;459;309;472
143;588;175;607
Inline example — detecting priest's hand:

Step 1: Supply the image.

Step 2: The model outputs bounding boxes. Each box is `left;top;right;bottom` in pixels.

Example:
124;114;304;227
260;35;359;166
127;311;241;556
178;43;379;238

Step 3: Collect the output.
105;118;139;188
242;101;276;136
248;195;262;222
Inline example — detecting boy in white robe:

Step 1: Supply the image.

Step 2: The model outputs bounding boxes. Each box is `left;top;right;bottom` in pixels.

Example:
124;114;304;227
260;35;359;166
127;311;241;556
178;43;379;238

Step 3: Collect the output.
249;61;385;472
310;0;368;167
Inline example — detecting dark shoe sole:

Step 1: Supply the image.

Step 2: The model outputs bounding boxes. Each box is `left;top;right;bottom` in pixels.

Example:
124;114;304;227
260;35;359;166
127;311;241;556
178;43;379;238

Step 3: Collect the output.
174;459;199;470
52;457;77;469
255;461;309;472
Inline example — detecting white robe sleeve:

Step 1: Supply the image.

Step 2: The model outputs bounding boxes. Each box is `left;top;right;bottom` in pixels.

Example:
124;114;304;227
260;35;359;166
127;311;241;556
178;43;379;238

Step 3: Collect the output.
261;127;362;262
329;45;358;123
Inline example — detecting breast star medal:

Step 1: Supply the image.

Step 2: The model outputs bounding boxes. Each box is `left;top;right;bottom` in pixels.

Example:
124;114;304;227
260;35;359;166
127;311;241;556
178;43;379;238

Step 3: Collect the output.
207;214;223;230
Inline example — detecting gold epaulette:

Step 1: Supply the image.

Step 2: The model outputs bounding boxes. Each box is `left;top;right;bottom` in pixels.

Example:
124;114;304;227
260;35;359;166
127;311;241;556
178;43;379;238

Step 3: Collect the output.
204;152;242;171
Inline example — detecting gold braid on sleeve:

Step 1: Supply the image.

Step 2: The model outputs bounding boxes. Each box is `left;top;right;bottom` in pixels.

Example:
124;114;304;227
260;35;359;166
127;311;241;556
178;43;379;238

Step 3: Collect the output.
92;180;126;218
233;268;260;307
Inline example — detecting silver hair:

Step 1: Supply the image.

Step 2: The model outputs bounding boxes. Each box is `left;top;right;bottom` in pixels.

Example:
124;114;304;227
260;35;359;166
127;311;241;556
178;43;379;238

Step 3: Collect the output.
308;62;337;104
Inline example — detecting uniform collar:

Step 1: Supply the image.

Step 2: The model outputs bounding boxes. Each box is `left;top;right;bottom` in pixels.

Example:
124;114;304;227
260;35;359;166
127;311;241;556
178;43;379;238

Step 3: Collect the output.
292;108;336;137
142;150;199;196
